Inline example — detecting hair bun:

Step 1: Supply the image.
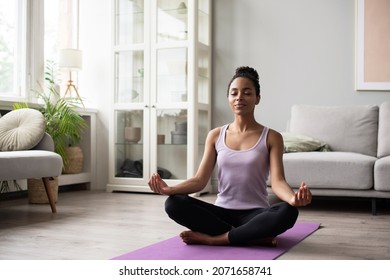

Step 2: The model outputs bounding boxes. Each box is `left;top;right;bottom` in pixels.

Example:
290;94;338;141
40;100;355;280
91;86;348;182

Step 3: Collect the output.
227;66;261;96
235;66;259;82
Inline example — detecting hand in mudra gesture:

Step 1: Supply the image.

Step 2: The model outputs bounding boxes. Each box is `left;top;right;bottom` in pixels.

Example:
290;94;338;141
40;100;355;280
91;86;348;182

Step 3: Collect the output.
148;173;172;196
291;182;312;207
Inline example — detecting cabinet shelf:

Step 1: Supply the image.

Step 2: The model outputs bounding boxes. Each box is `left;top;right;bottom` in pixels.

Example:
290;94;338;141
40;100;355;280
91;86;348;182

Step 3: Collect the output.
162;7;188;15
58;172;91;186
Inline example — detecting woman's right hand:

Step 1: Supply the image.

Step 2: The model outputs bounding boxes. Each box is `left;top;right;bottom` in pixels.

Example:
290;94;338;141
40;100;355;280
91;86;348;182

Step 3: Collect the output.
148;173;172;195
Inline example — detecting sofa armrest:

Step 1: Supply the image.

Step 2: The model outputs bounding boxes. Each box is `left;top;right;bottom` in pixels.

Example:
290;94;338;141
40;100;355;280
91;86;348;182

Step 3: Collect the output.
32;132;55;152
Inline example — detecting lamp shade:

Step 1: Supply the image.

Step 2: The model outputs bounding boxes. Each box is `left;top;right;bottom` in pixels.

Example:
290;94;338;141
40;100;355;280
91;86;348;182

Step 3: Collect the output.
59;49;82;70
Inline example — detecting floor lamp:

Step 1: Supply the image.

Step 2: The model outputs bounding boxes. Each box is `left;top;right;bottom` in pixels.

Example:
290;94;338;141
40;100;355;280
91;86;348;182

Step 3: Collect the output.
59;48;82;99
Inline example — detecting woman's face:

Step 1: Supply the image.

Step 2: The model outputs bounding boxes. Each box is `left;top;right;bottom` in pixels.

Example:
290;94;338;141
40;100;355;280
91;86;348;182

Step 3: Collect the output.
228;77;260;116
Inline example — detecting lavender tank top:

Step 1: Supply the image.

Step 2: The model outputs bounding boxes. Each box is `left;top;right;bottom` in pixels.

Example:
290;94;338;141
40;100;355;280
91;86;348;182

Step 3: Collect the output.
215;124;270;209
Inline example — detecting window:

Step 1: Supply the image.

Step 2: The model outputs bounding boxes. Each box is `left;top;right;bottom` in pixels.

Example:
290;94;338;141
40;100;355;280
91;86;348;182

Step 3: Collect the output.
0;0;78;102
0;0;25;99
45;0;79;61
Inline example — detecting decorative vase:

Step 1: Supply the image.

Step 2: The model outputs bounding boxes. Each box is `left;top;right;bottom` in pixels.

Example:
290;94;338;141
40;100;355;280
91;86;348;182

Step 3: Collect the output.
171;122;187;144
125;127;141;143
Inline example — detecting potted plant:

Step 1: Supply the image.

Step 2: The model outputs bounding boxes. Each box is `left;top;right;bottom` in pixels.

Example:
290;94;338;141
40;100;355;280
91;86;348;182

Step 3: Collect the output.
13;61;87;203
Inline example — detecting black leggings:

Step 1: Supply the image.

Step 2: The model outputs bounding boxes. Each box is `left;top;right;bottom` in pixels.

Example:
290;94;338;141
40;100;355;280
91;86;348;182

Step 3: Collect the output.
165;194;299;245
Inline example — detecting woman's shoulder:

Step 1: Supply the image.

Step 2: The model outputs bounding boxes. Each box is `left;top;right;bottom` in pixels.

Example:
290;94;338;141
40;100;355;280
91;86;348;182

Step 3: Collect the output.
206;125;226;143
208;126;223;138
266;128;283;148
267;128;282;138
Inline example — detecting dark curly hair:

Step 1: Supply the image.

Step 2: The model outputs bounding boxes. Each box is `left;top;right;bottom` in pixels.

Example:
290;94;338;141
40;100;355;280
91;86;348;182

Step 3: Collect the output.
227;66;261;97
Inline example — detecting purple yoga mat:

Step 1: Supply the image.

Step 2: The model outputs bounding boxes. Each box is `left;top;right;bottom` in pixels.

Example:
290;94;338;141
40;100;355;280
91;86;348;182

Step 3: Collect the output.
112;222;320;260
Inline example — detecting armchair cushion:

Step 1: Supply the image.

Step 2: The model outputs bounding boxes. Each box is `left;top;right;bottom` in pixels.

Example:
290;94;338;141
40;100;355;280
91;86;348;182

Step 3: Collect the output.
0;108;46;151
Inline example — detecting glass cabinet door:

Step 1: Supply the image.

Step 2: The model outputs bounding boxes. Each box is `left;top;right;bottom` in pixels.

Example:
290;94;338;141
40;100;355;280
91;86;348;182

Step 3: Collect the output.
156;109;188;180
114;110;145;179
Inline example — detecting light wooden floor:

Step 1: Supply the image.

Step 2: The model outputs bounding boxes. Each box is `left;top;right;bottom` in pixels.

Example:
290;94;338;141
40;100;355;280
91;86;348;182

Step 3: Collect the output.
0;190;389;260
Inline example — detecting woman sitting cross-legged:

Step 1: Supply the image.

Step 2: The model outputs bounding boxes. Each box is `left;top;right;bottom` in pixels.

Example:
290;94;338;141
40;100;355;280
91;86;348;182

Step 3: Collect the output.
148;66;312;246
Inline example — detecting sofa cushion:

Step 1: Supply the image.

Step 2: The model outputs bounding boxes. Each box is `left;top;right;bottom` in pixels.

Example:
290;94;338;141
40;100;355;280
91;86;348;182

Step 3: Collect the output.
0;150;63;181
374;156;390;191
0;108;46;151
288;105;379;157
377;101;390;158
281;132;331;153
282;152;376;190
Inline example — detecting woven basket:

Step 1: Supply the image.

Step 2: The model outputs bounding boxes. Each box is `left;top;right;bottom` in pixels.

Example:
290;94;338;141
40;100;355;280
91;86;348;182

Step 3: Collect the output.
28;177;58;204
63;146;84;174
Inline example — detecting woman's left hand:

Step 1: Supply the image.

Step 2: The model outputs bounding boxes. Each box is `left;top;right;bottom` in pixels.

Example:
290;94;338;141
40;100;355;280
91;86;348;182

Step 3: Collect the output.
291;181;312;207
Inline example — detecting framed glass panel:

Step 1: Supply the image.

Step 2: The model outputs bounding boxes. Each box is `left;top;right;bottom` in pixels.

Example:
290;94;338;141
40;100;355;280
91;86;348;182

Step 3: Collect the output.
198;0;210;45
115;50;144;103
157;0;188;42
115;110;144;178
197;110;208;167
156;109;188;179
0;0;19;97
116;0;144;45
157;48;187;103
198;47;209;104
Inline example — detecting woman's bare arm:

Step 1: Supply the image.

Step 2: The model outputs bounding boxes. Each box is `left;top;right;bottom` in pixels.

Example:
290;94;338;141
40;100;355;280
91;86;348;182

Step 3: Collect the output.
268;129;312;206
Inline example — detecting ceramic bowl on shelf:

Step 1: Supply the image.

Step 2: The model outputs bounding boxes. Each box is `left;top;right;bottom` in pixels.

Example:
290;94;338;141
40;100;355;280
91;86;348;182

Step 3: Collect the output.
171;131;187;144
125;127;141;143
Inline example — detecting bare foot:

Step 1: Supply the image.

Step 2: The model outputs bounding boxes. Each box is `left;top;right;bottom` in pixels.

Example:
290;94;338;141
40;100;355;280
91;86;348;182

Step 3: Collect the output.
179;231;277;247
179;231;230;246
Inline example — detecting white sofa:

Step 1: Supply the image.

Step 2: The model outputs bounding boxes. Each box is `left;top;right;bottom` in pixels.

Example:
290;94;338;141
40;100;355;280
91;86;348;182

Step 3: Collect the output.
275;102;390;215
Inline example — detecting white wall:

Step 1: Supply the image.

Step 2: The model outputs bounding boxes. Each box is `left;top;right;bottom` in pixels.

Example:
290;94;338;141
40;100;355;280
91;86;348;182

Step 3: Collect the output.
79;0;111;190
213;0;390;131
78;0;390;190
